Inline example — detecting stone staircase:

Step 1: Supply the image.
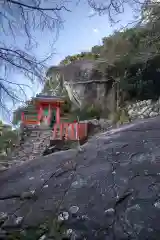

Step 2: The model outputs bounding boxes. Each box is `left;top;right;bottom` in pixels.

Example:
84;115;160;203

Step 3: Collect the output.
10;126;53;165
0;119;113;171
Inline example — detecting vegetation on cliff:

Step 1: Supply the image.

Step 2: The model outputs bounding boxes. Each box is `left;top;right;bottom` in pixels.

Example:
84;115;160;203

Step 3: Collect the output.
47;26;160;101
12;2;160;124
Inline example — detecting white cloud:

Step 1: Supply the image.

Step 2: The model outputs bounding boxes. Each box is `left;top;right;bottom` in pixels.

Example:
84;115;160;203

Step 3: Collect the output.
88;9;95;16
93;28;99;33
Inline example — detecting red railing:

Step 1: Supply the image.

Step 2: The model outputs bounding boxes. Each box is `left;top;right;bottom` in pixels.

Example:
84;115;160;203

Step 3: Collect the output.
21;112;88;140
53;122;88;140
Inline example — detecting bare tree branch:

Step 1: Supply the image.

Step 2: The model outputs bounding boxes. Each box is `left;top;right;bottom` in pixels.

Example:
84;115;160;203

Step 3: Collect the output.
87;0;149;25
6;0;71;12
0;0;159;121
0;0;70;118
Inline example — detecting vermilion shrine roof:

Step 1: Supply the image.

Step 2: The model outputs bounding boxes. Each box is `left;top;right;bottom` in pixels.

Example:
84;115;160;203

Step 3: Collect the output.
34;94;64;104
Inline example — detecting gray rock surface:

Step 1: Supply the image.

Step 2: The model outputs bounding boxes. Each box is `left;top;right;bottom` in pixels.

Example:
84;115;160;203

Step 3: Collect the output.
0;117;160;239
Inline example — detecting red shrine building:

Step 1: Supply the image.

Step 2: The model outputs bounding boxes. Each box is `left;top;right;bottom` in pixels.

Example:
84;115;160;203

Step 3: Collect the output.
21;94;88;141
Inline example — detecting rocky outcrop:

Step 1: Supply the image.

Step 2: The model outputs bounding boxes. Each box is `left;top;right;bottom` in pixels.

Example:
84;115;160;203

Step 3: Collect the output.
0;117;159;239
47;60;116;112
69;80;115;111
127;99;160;119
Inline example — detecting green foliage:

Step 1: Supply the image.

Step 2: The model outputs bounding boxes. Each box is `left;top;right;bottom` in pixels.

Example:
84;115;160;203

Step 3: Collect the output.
67;105;101;122
0;121;18;157
109;107;130;125
13;8;160;120
119;108;130;124
91;45;102;55
61;96;72;114
86;104;101;119
54;22;160;102
60;51;99;65
120;54;160;100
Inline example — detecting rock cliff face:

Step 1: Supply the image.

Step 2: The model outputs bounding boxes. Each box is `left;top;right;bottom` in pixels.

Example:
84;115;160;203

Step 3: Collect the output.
47;60;116;111
70;80;115;112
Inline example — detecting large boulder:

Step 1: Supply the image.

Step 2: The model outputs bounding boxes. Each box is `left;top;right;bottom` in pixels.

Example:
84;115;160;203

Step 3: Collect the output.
0;117;159;239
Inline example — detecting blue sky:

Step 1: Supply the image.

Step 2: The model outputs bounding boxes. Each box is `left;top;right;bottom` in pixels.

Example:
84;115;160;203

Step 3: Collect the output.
2;0;138;123
33;1;136;90
43;1;136;65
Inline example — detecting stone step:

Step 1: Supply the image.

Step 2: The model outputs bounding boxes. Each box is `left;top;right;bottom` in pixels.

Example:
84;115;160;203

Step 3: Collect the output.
11;127;53;164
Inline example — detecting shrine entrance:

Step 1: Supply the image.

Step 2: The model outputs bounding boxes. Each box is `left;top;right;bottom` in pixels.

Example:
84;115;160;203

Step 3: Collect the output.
40;107;56;128
21;94;63;127
21;94;88;141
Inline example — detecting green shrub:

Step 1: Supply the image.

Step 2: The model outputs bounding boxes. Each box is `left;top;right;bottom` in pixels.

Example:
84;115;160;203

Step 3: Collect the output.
61;97;72;114
68;105;101;122
109;107;130;125
86;105;101;119
119;108;130;124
